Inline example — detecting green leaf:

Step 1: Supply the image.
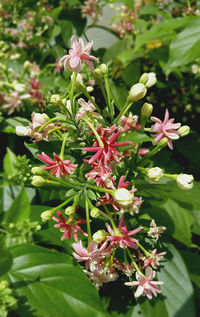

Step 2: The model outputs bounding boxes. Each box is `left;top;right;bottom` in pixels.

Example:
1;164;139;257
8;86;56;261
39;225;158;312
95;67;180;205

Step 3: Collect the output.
103;39;132;63
139;4;158;16
0;238;12;276
118;131;153;144
140;299;168;317
3;186;30;227
165;17;200;74
2;117;30;133
109;79;129;111
181;250;200;288
161;198;193;246
3;148;18;177
7;244;109;317
59;20;73;47
157;244;195;317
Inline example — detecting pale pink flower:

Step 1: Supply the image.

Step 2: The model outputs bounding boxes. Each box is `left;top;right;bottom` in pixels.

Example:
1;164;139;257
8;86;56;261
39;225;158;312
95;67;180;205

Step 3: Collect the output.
85;161;116;189
1;91;30;115
59;35;99;73
75;98;96;120
84;265;118;289
52;210;87;241
148;219;166;241
106;215;142;249
150;109;181;149
72;240;110;263
37;152;78;179
125;266;163;299
144;249;166;269
120;114;141;132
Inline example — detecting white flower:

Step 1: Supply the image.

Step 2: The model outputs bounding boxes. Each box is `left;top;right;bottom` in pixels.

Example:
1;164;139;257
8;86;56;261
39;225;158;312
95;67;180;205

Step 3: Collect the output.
14;83;26;93
145;72;157;88
113;188;134;208
176;174;194;190
147;167;163;182
16;126;31;136
128;83;147;102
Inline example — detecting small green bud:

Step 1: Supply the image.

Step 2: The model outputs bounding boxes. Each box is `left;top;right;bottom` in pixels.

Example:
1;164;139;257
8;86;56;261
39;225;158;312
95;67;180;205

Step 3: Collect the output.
71;73;84;87
90;207;100;218
31;167;46;176
50;94;62;105
178;125;190;137
23;60;32;70
100;63;108;74
94;68;102;81
141;103;153;118
139;73;148;85
128;83;147;102
41;210;54;222
65;206;75;215
32;175;45;187
157;137;168;148
92;229;107;243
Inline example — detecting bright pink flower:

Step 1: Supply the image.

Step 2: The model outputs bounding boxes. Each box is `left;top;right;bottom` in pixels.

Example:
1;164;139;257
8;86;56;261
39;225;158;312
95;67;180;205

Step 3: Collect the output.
83;125;132;165
144;249;166;269
85;161;116;189
28;78;45;109
150;109;181;149
125;267;163;299
106;215;142;249
72;240;110;262
75;98;96;120
59;35;99;73
37;152;78;179
52;210;87;241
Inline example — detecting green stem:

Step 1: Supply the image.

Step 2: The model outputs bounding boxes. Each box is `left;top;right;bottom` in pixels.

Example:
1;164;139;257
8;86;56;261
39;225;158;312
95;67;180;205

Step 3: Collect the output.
48;126;63;135
114;99;133;124
38;117;66;133
87;184;114;195
70;73;77;115
59;133;69;160
80;117;104;148
79;86;103;118
51;195;77;212
137;242;152;258
86;197;92;243
104;73;113;118
53;132;63;140
163;173;177;180
103;205;117;231
127;248;143;276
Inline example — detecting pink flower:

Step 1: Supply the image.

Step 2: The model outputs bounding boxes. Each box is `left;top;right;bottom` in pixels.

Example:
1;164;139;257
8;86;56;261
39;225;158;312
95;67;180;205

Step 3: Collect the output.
59;35;99;73
1;91;30;115
125;267;163;299
52;210;87;241
150;109;181;149
75;98;96;120
120;114;141;132
147;219;166;241
37;152;78;179
83;125;132;165
106;215;142;249
72;240;110;263
144;249;166;269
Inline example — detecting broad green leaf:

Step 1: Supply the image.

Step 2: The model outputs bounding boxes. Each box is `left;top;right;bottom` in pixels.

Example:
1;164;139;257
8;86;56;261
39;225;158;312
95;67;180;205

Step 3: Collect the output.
135;16;193;49
109;79;128;111
7;244;109;317
3;186;30;226
103;39;132;63
60;20;73;47
0;238;12;276
3;148;18;177
118;131;153;144
181;251;200;288
165;17;200;74
122;60;141;86
139;4;158;16
157;244;195;317
161;199;193;246
2;117;30;134
140;299;168;317
191;209;200;235
117;51;144;65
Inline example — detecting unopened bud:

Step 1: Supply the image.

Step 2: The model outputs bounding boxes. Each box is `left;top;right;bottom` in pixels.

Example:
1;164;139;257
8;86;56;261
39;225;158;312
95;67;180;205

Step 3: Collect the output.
139;73;148;85
90;207;100;218
23;60;32;70
147;167;163;182
50;94;62;105
14;83;26;93
176;174;194;190
178;125;190;137
100;63;108;74
31;167;46;176
16;126;30;136
94;68;102;81
65;206;75;215
145;72;157;88
92;230;107;243
141;103;153;118
87;86;94;93
41;210;54;222
158;137;168;148
113;188;134;208
32;175;45;187
128;83;147;102
71;73;83;87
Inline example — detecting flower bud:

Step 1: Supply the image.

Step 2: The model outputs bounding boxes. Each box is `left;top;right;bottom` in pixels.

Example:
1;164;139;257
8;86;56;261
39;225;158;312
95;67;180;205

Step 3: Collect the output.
41;210;54;222
23;60;32;70
94;68;102;81
90;207;100;218
147;167;163;182
14;83;26;93
139;73;148;85
34;112;48;123
128;83;147;102
178;125;190;137
65;206;75;215
32;175;45;187
100;63;108;74
31;167;45;176
92;230;107;243
158;137;168;148
87;86;94;93
0;41;5;49
145;72;157;88
176;174;194;190
16;126;30;136
113;188;134;208
71;73;83;87
141;103;153;118
50;94;62;105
